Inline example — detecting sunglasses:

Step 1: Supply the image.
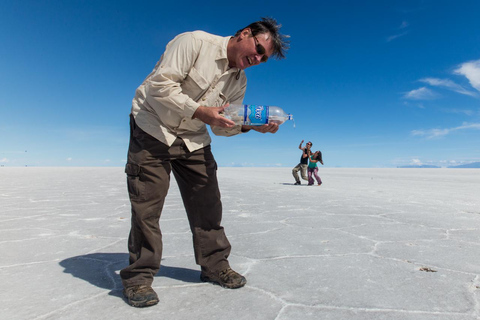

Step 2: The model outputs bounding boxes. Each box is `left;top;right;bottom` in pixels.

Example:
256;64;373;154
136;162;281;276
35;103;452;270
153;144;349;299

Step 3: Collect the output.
253;35;268;63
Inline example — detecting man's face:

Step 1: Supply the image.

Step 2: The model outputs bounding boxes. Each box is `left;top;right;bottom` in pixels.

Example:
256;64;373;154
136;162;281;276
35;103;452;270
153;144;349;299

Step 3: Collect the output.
306;143;312;149
229;29;273;70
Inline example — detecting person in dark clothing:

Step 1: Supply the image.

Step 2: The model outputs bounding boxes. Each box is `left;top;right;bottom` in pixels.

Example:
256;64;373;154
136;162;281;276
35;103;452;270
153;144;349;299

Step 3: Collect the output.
121;18;290;308
292;140;311;185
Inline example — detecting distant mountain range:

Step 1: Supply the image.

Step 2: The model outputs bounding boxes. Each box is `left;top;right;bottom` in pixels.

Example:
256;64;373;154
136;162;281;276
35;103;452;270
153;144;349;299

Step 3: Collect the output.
447;162;480;168
397;162;480;168
397;165;441;168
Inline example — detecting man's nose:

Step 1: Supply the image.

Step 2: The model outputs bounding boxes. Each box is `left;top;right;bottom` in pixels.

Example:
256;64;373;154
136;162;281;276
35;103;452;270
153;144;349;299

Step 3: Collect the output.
253;54;263;63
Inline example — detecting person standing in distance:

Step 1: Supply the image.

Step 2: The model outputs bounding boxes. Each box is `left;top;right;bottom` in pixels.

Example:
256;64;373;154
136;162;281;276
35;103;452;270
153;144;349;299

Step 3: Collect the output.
307;150;324;186
120;18;289;307
292;140;312;185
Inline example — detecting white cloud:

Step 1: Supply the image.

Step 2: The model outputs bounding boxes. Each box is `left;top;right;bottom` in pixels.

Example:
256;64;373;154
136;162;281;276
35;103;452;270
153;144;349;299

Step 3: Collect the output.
0;157;9;163
404;101;426;109
386;31;408;42
419;77;478;97
454;59;480;92
443;108;479;116
457;122;480;130
403;87;438;100
386;21;409;42
66;157;73;161
411;122;480;139
411;158;422;165
411;128;450;138
399;21;409;29
416;103;426;109
405;59;480;101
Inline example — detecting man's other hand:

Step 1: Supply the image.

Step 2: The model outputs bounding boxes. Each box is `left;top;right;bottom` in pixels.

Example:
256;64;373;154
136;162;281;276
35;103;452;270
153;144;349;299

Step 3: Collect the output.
242;122;279;134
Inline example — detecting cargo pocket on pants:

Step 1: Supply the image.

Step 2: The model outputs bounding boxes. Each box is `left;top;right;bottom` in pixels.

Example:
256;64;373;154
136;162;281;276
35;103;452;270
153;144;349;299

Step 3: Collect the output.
125;163;145;201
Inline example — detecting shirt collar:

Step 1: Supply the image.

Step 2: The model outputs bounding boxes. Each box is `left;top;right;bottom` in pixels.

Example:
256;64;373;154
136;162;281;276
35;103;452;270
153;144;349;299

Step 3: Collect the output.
216;36;231;61
218;36;243;78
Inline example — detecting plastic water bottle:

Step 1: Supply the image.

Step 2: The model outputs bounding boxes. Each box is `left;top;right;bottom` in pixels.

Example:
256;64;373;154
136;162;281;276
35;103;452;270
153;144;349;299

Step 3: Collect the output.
223;104;293;126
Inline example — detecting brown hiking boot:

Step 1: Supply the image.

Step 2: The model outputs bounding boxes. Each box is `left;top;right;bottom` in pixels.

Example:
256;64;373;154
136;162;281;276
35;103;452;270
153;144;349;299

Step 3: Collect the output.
123;285;159;307
200;268;247;289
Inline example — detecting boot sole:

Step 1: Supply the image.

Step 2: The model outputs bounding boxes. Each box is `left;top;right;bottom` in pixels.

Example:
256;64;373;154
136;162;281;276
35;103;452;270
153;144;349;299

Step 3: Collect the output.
126;297;159;308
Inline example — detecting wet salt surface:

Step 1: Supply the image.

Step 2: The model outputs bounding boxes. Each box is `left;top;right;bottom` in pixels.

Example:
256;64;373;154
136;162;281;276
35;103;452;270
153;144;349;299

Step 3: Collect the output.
1;167;479;319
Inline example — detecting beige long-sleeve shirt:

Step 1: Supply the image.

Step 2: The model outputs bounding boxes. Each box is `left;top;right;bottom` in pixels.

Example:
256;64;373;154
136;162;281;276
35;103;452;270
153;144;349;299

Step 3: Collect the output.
131;31;247;152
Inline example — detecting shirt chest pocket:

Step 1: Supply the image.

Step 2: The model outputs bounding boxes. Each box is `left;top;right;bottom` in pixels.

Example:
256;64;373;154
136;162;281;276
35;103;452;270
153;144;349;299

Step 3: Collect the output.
182;67;210;102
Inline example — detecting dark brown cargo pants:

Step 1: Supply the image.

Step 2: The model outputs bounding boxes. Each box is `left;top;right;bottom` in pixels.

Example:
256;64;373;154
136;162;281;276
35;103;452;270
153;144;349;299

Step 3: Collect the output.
120;115;231;288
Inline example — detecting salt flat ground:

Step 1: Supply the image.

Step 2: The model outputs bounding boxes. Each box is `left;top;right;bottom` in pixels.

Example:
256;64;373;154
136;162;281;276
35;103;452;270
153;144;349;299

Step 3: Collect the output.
0;167;479;320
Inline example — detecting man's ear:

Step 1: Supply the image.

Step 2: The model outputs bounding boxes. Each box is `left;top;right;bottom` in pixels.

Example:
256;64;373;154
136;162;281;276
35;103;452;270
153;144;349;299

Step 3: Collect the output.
240;28;251;39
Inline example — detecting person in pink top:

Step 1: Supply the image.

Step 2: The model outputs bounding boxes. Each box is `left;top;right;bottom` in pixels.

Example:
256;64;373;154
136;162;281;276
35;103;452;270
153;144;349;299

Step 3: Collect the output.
308;150;323;186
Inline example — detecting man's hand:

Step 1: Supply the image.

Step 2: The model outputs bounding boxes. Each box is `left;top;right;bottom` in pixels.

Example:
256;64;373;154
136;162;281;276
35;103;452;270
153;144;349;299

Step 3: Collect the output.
299;139;304;149
242;122;279;134
193;105;236;128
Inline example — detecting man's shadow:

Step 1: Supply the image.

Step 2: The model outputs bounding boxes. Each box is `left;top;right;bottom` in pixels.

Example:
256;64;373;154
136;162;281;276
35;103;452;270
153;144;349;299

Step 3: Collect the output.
59;253;201;299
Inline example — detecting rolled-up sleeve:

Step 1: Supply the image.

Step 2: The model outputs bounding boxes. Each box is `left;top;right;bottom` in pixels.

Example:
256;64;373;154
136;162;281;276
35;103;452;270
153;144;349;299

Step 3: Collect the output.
145;33;201;119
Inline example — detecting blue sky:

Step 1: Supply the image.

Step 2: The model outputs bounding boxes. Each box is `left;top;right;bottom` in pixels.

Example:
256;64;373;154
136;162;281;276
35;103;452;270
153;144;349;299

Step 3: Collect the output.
1;0;479;168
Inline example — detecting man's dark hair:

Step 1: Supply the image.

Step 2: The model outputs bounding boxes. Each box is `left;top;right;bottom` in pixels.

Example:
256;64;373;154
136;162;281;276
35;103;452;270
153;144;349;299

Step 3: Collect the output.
235;17;290;60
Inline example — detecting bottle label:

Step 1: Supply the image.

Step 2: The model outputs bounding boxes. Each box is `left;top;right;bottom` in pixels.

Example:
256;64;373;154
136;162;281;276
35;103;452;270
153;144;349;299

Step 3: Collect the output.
245;105;269;125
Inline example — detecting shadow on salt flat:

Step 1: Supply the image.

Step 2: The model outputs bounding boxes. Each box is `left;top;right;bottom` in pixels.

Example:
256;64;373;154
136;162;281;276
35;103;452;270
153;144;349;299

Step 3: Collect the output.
59;253;201;298
279;182;316;186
